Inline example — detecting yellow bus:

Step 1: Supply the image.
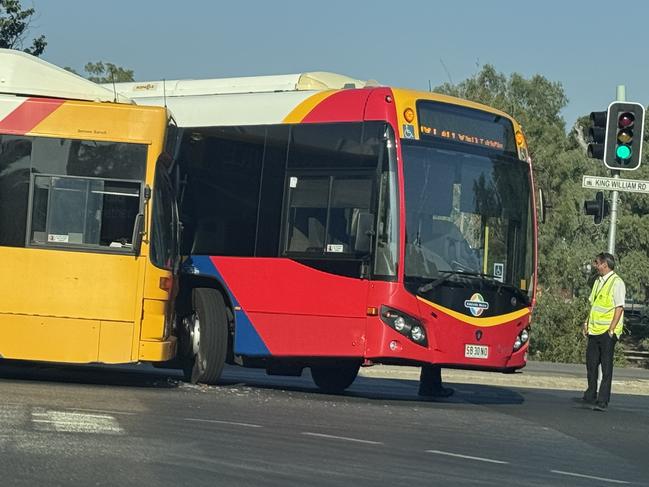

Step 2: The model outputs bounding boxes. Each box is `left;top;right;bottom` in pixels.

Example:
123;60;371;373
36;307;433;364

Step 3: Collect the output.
0;49;178;366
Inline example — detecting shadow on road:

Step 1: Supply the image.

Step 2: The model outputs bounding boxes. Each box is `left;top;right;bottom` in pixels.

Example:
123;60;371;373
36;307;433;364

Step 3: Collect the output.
0;359;183;389
0;360;526;405
217;368;527;406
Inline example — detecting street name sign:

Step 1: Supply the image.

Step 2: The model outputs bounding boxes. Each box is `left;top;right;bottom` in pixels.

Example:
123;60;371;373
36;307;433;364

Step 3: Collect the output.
582;175;649;194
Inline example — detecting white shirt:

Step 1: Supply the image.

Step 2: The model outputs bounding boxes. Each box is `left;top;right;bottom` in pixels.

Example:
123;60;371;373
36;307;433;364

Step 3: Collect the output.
594;270;626;307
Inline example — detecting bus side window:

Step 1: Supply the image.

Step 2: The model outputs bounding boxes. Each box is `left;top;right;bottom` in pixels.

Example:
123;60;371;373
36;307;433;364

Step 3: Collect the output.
30;175;142;251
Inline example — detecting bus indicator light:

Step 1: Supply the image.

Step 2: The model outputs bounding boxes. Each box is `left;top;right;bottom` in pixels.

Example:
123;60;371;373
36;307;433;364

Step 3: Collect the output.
404;108;415;123
515;131;525;146
159;276;173;291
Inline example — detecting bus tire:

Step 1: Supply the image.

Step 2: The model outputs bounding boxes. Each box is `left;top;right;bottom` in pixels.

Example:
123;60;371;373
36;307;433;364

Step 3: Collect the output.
184;288;228;385
310;362;360;393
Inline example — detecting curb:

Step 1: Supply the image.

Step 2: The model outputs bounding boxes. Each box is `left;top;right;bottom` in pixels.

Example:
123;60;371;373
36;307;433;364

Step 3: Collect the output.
358;365;649;396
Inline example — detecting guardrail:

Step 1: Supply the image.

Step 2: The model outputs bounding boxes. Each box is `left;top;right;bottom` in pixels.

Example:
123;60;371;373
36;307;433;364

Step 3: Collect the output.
623;349;649;368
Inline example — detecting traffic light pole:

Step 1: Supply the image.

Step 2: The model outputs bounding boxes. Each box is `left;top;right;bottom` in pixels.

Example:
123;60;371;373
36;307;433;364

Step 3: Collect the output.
607;85;625;255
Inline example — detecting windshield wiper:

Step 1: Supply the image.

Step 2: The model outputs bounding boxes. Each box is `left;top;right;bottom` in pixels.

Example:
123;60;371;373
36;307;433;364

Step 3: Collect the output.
479;274;529;300
417;270;483;293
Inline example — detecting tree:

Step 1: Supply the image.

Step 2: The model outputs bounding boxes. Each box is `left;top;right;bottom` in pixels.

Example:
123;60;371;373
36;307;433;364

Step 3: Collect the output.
65;62;135;83
82;61;134;83
0;0;46;56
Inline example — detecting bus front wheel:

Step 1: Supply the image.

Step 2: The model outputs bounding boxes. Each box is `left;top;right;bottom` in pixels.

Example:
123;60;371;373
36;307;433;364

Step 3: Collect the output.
183;288;228;385
310;362;360;394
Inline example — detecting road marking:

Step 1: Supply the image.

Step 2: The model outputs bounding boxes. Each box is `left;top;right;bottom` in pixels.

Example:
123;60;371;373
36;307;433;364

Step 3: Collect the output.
551;470;630;484
184;418;262;428
32;409;123;435
302;432;383;445
425;449;509;464
69;408;136;416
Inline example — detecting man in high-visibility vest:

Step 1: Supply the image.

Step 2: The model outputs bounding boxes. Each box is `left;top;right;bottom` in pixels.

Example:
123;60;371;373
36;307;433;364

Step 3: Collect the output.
582;252;625;412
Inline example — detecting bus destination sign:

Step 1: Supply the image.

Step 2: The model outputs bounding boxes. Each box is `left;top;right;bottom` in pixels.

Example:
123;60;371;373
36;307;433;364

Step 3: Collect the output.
417;101;515;153
420;125;504;150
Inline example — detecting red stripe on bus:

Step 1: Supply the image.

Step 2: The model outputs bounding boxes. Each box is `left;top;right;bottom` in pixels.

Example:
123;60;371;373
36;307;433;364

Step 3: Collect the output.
0;97;65;135
301;89;372;123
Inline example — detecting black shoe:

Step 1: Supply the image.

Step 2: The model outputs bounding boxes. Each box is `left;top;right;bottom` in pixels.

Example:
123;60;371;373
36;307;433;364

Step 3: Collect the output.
419;386;455;399
592;402;608;411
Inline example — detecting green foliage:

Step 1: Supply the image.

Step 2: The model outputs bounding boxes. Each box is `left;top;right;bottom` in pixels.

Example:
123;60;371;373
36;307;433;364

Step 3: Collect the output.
0;0;46;55
65;62;135;84
529;293;586;363
82;61;135;83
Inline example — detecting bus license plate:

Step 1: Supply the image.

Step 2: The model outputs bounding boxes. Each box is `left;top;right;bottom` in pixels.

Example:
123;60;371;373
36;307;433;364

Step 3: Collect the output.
465;344;489;359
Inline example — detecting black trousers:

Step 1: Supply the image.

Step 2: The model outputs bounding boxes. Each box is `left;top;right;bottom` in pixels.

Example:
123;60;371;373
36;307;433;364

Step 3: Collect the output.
585;333;618;405
419;364;443;394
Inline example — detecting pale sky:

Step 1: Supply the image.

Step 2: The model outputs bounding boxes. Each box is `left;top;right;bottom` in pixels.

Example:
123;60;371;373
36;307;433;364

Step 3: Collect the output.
28;0;649;128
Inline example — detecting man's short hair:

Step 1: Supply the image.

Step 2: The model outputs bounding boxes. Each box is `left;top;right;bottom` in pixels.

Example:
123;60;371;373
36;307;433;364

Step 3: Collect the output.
596;252;616;270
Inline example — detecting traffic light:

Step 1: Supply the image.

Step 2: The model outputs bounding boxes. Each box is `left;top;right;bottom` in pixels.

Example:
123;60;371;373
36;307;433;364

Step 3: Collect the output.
604;101;645;171
587;110;607;160
584;191;609;224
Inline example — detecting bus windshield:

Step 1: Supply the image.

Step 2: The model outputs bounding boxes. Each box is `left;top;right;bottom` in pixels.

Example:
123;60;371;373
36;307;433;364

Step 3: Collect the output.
402;140;532;290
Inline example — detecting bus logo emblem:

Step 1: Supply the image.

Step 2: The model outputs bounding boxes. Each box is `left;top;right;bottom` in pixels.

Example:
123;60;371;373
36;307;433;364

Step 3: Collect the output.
464;293;489;317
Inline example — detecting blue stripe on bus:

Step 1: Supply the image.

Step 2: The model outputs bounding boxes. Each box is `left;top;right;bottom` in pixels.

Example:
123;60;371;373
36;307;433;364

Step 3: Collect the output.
184;255;270;356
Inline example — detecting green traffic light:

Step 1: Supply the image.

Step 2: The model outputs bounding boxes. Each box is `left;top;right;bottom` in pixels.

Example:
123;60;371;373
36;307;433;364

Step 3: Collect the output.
616;145;632;159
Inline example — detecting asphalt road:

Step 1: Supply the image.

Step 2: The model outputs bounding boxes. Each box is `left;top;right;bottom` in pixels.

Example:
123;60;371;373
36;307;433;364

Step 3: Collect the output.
0;361;647;487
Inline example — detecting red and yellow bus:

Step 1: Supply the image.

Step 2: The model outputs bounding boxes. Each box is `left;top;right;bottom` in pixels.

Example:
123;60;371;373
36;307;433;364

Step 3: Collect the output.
0;49;178;366
114;72;537;390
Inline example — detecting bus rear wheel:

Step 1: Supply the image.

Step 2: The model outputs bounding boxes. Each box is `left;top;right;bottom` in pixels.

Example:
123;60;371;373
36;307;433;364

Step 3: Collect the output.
310;362;361;393
183;288;228;385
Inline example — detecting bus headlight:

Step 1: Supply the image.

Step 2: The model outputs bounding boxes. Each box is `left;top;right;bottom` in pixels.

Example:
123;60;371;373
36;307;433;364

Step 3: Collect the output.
380;306;428;347
410;325;426;343
513;326;531;351
394;316;407;332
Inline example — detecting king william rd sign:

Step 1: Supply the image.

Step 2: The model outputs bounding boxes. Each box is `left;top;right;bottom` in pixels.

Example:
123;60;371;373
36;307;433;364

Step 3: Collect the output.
582;175;649;194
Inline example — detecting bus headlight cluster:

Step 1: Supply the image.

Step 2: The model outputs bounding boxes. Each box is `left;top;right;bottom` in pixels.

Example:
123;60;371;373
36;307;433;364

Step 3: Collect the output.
380;306;428;347
513;326;531;352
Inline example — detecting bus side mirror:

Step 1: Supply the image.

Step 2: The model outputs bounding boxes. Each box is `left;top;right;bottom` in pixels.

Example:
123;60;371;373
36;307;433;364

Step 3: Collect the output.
132;213;145;255
354;211;375;253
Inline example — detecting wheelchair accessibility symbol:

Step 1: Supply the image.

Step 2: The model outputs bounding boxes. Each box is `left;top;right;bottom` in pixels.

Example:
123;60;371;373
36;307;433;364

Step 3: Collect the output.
493;263;504;282
402;124;415;139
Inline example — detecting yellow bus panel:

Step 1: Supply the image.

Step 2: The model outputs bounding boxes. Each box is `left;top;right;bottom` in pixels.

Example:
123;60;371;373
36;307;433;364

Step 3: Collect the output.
0;314;100;363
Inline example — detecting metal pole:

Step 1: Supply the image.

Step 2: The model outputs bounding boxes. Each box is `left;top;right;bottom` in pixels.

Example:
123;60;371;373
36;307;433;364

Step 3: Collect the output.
607;85;625;254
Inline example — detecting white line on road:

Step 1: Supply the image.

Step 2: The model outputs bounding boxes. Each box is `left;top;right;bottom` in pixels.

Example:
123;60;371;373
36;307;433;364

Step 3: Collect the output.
69;408;137;416
183;418;263;428
425;449;509;464
302;432;383;445
551;470;630;484
32;409;123;435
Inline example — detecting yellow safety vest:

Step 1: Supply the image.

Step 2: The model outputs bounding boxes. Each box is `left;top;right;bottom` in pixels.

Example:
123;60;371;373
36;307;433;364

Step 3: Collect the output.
588;274;624;337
